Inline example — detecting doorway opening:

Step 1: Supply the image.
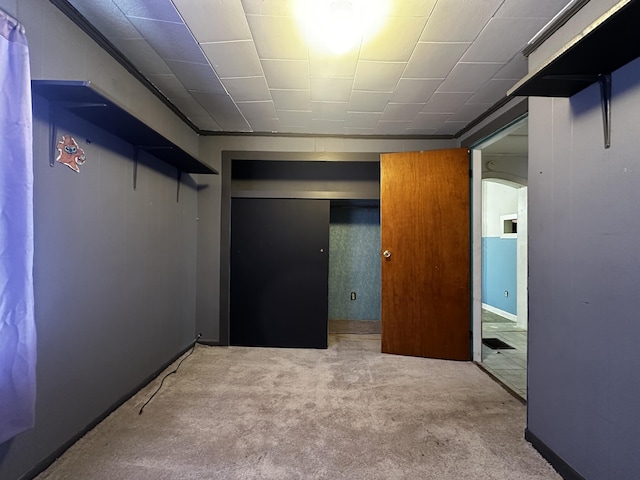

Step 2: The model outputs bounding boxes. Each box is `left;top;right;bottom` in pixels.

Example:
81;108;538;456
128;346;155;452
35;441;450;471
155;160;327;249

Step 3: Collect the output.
473;117;529;400
328;200;381;335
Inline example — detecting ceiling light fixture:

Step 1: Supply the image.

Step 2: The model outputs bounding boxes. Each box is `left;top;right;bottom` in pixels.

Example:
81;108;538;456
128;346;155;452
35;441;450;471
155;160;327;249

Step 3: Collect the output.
295;0;389;55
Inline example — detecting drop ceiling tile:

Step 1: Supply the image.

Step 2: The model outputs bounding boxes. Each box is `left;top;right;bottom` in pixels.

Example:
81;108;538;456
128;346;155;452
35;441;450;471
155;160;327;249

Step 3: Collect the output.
166;60;226;93
278;110;313;125
381;103;424;122
69;0;142;39
494;55;527;80
127;17;205;64
148;73;185;95
404;42;470;78
311;102;349;120
250;117;281;133
447;103;493;122
422;92;473;113
307;119;345;135
189;115;222;131
240;0;295;16
111;38;173;74
309;51;358;77
436;63;503;93
495;0;569;19
310;77;353;103
420;0;503;42
222;77;271;101
344;112;382;128
349;91;391;112
390;0;437;17
436;121;467;135
390;78;441;103
466;79;517;104
201;41;263;78
414;112;451;129
113;0;183;22
461;17;549;63
353;62;405;92
262;60;309;90
247;15;307;60
361;17;428;62
271;89;311;111
374;121;413;134
167;94;212;118
237;101;278;120
405;128;438;135
172;0;251;42
191;92;251;131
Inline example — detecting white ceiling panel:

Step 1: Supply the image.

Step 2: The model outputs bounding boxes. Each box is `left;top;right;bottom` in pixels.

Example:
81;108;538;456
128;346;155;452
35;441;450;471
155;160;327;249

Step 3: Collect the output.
111;38;174;75
247;15;307;60
360;17;429;62
64;0;572;136
236;101;278;121
422;92;473;113
271;89;311;111
309;51;358;78
165;60;226;94
173;0;251;42
436;62;503;93
420;0;503;42
348;91;392;112
311;102;349;120
404;42;470;79
460;17;550;63
390;78;441;103
447;102;493;122
391;0;438;17
466;79;518;104
261;60;309;90
353;62;405;92
381;103;425;122
126;17;206;64
113;0;182;22
68;0;142;39
310;77;353;103
495;0;569;19
221;77;271;102
201;41;263;78
191;91;251;131
344;112;382;128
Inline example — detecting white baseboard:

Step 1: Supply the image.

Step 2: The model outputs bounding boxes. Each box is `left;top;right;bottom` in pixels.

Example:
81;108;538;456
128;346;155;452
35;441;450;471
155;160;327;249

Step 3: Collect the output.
482;303;517;322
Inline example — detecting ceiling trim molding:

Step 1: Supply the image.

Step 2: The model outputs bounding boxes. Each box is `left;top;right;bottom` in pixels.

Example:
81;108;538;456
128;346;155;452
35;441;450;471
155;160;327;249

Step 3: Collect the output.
459;98;528;149
200;130;455;140
49;0;201;134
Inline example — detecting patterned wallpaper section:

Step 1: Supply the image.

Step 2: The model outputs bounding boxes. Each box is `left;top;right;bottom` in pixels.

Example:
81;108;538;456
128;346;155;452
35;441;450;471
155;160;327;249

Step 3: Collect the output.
328;205;380;321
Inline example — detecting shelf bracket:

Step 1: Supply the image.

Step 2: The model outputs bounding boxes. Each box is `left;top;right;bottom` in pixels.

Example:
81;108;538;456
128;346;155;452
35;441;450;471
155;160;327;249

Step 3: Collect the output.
598;73;611;149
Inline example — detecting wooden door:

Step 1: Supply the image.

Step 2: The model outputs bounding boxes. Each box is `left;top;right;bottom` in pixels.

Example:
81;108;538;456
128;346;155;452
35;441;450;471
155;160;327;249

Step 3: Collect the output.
230;198;329;348
381;148;470;360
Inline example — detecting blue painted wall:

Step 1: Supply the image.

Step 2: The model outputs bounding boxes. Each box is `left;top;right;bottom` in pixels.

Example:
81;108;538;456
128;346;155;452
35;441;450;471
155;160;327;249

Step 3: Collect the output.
482;237;517;314
328;206;380;321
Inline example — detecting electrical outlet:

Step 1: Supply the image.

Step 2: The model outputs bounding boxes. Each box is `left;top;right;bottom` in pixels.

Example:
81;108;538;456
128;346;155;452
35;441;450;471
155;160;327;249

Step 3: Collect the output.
350;292;356;301
504;290;509;298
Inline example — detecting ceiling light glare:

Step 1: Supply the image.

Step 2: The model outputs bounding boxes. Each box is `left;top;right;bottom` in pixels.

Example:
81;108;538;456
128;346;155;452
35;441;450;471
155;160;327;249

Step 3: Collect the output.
295;0;389;55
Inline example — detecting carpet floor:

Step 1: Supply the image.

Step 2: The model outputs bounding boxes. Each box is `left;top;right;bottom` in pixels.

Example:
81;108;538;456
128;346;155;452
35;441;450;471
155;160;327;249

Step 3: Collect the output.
36;334;559;480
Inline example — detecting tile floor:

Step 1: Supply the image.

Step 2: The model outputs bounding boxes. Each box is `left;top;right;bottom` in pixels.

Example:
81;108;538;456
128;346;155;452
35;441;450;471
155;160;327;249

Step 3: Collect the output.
481;309;527;400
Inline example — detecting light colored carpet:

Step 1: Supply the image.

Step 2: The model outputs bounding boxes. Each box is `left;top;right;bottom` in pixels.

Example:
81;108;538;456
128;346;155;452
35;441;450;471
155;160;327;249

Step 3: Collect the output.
37;334;559;480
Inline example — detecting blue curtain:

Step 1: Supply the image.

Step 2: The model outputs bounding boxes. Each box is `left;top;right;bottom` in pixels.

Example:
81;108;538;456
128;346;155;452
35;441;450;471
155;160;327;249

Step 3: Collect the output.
0;9;35;444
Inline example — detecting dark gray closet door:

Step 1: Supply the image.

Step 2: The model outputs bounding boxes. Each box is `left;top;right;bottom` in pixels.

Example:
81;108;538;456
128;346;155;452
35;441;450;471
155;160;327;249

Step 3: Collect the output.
230;198;329;348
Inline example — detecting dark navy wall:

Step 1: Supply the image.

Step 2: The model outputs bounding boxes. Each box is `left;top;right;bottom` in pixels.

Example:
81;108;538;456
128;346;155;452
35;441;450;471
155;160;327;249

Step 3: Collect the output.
328;205;380;321
481;237;517;314
528;55;640;479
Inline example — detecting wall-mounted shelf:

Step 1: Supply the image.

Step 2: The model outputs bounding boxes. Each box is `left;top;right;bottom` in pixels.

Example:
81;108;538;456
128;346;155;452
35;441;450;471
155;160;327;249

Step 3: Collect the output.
31;80;218;174
508;0;640;148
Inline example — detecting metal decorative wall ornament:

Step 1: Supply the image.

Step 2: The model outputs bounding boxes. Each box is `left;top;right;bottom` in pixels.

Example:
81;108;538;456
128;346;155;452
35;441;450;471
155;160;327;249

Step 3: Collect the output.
56;134;86;172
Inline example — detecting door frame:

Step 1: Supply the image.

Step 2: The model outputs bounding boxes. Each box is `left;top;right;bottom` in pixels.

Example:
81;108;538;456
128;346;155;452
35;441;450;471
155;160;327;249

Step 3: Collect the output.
461;99;528;362
219;151;380;346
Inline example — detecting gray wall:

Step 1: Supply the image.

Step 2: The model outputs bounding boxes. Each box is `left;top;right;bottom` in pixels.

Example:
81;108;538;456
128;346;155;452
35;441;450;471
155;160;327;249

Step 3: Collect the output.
329;205;381;321
526;2;640;477
0;2;201;479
